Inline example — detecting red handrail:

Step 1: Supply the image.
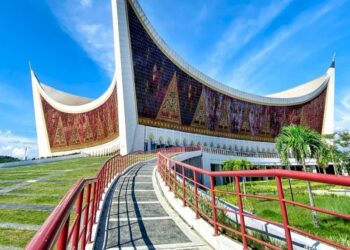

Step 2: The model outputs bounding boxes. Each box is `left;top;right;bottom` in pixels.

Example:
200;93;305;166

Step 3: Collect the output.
157;151;350;250
26;146;200;250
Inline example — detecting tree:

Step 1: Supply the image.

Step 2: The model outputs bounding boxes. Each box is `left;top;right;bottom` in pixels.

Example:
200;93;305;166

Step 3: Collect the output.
317;142;346;175
223;159;237;192
335;131;350;149
276;125;323;228
223;159;252;196
275;135;295;202
317;143;330;174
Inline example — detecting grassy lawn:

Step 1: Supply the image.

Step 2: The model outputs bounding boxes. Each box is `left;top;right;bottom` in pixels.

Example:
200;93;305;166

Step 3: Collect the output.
0;195;61;205
0;228;37;248
0;156;108;249
216;179;350;247
0;182;18;188
0;209;51;225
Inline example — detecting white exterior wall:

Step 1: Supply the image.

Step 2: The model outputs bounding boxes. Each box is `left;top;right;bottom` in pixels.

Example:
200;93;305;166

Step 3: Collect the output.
145;126;277;153
201;152;317;187
322;67;335;135
31;70;51;158
112;0;138;155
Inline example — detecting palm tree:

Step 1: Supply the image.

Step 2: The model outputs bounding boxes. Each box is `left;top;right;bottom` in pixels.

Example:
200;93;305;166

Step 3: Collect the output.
223;159;252;196
276;125;323;228
328;145;344;175
318;141;344;175
223;159;237;192
275;139;295;201
240;159;252;195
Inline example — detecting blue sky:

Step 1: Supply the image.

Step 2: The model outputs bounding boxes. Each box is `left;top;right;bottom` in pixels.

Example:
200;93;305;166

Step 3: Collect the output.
0;0;349;159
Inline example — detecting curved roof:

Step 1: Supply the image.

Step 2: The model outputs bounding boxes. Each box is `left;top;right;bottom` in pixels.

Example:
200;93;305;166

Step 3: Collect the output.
267;75;326;98
128;0;331;106
31;70;117;114
33;0;332;111
40;84;93;106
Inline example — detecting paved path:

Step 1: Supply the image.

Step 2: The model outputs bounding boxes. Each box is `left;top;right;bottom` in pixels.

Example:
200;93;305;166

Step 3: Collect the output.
94;160;210;250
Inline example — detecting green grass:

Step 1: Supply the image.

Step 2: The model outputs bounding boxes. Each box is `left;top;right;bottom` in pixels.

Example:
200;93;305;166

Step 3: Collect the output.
0;195;61;205
216;179;350;247
0;209;51;225
0;228;37;248
0;156;108;249
11;182;73;195
0;182;17;188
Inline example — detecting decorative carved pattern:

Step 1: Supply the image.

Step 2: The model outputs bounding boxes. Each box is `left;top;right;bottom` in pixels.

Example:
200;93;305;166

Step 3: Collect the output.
53;117;67;147
41;87;118;152
128;2;327;141
191;89;208;128
156;72;182;124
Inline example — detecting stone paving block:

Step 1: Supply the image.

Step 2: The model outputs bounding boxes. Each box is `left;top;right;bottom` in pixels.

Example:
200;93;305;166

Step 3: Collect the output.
106;219;191;248
110;202;168;218
115;182;154;190
112;190;157;202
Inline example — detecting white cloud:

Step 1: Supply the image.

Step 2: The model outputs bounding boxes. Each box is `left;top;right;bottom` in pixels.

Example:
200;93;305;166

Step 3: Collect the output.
48;0;114;76
335;94;350;131
208;0;291;77
228;2;341;91
0;130;37;159
80;0;92;8
341;95;350;109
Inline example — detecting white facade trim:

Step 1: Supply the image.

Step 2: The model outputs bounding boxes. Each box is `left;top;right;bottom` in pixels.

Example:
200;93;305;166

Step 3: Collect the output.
322;67;335;135
144;125;277;153
112;0;138;155
31;70;51;158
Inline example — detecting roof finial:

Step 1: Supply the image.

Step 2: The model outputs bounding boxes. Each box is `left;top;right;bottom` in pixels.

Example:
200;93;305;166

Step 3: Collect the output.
330;52;336;68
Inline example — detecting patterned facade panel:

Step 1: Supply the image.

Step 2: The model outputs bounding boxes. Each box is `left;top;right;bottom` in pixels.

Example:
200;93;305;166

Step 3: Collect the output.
127;2;326;142
41;87;119;152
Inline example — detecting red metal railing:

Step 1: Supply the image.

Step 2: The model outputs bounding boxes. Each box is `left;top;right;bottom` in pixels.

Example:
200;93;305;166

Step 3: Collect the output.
157;152;350;250
26;146;200;250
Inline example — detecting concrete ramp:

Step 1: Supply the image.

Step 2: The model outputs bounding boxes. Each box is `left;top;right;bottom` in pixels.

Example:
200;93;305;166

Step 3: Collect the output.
94;159;211;250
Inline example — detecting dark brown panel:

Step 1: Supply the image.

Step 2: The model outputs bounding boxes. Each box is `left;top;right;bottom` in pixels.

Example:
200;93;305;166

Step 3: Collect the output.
127;2;326;142
42;87;119;152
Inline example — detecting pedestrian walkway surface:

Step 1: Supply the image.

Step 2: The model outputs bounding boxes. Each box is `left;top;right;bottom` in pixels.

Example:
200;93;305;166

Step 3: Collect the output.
94;160;211;250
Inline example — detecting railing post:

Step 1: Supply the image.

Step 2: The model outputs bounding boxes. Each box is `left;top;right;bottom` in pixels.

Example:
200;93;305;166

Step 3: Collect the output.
156;153;160;174
57;216;69;250
117;158;120;173
194;170;199;219
101;169;105;196
72;190;84;250
209;176;218;236
182;165;186;206
173;163;177;196
108;161;112;183
167;159;171;190
235;176;248;249
90;182;97;237
113;157;116;177
81;183;91;250
97;177;101;207
276;176;293;249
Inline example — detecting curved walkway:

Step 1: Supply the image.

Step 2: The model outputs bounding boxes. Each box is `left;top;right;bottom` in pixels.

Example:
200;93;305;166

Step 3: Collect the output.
94;159;211;250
